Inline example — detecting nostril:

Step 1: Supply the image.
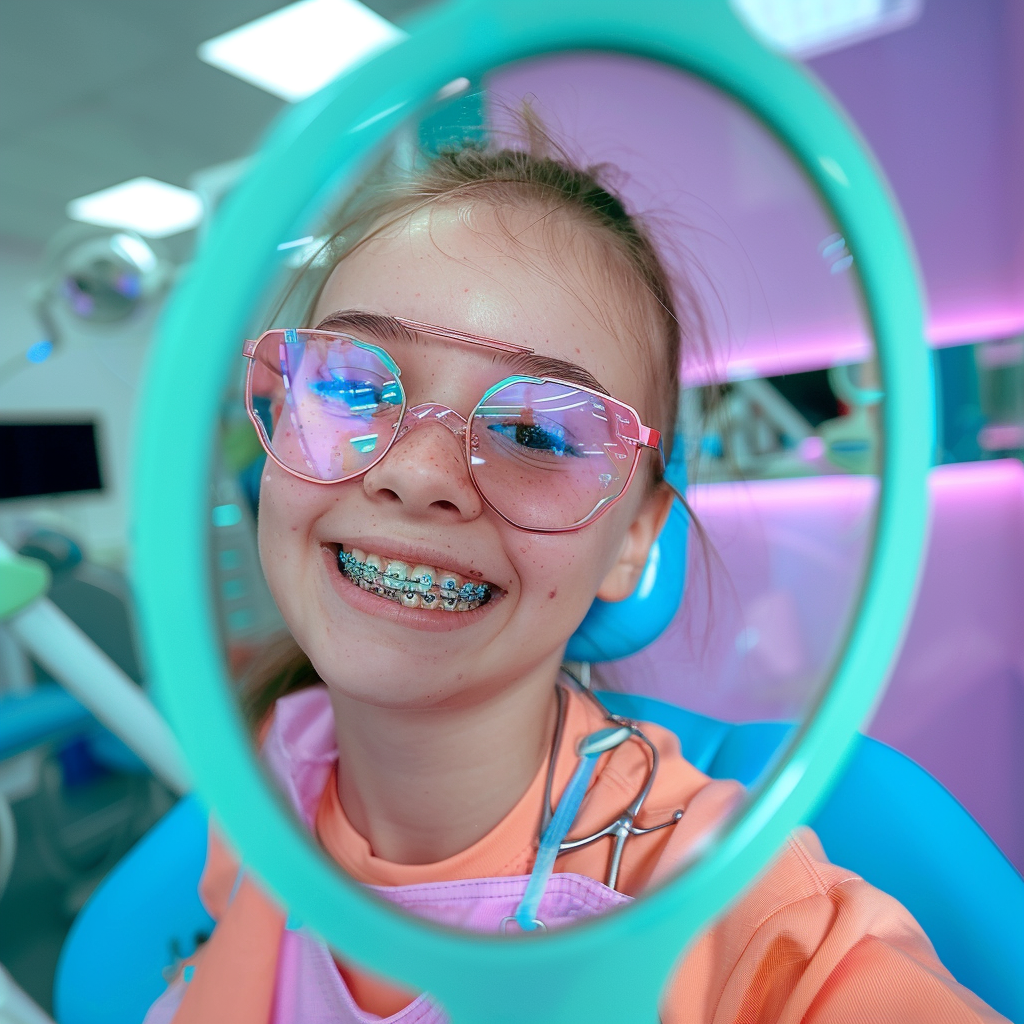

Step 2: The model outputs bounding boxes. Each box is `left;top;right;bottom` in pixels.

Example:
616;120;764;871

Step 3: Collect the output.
433;499;459;514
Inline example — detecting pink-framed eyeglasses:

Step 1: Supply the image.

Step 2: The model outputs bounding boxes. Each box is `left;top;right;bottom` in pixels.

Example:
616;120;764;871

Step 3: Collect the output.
242;314;663;533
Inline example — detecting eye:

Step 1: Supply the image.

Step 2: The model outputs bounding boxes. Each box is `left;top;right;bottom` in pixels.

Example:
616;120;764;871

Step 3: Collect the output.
487;422;583;457
307;375;400;412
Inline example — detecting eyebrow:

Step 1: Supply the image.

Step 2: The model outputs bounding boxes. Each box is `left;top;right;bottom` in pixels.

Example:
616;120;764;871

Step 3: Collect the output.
314;309;418;344
500;351;609;395
313;309;609;395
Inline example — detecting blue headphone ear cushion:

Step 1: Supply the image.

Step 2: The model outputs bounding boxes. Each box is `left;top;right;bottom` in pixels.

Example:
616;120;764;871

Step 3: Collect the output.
565;498;689;663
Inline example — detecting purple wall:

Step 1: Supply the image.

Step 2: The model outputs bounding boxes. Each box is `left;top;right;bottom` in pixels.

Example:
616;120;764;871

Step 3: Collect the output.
489;0;1024;368
809;0;1024;345
870;462;1024;872
602;463;1024;873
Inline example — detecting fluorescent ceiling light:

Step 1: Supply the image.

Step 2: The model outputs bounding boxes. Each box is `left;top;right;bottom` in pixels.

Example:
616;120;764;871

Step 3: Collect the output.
732;0;922;58
198;0;406;103
67;177;203;238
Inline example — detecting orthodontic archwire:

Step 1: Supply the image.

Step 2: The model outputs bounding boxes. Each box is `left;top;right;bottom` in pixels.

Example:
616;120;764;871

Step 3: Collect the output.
337;550;491;602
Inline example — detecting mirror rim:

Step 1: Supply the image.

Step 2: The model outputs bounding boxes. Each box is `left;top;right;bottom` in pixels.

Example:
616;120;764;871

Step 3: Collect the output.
133;2;932;1021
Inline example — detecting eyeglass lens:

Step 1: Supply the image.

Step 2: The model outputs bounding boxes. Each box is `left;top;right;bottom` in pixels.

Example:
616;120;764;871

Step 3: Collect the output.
250;331;638;530
253;331;404;481
470;379;637;530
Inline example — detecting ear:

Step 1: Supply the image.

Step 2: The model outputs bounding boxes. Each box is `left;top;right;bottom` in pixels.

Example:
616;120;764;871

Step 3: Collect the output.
596;483;675;603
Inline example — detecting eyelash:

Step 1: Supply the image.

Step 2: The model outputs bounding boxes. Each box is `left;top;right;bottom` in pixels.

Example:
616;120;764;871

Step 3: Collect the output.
486;421;584;458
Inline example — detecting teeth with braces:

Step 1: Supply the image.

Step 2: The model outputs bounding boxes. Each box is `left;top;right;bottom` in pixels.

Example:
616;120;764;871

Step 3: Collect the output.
337;548;492;611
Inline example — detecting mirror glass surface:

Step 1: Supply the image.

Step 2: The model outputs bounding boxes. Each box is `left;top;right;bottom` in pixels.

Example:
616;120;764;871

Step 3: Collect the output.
203;47;884;980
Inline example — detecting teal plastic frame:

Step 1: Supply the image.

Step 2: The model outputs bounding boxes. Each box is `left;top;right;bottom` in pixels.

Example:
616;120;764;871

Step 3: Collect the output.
133;2;932;1022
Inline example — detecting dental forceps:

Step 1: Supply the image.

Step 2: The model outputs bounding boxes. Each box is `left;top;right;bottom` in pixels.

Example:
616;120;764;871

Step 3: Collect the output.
540;671;684;892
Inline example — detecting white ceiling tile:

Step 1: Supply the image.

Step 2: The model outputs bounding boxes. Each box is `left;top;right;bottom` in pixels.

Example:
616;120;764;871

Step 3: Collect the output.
0;0;429;244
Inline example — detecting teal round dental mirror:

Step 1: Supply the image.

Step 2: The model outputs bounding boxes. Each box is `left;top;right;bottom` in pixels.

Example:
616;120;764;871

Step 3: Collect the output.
133;2;932;1022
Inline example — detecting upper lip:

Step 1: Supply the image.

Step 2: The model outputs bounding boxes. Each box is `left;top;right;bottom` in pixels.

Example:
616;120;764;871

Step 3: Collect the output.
323;535;507;589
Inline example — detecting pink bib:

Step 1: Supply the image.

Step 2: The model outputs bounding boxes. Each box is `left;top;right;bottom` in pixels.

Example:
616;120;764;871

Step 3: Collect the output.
264;687;632;1024
274;872;632;1024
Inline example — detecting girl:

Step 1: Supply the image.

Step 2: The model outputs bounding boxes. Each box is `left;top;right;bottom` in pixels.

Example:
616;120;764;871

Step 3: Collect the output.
147;123;1006;1023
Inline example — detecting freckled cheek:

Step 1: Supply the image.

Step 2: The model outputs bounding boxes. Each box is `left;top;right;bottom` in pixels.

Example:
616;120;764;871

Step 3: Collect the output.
259;477;300;534
257;473;326;574
511;519;623;613
257;491;292;584
510;539;587;602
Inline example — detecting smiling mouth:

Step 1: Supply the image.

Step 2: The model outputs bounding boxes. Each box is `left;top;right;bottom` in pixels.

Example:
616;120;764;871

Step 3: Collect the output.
336;546;496;612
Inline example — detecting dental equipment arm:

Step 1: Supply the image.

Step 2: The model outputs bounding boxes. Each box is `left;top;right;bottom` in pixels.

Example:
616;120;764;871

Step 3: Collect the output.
0;540;190;795
0;964;56;1024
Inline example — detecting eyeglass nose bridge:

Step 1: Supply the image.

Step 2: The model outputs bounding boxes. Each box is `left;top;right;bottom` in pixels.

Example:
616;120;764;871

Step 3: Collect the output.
395;403;471;444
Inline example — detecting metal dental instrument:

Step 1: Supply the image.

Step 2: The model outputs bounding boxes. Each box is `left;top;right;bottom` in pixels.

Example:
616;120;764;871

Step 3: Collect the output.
540;672;684;892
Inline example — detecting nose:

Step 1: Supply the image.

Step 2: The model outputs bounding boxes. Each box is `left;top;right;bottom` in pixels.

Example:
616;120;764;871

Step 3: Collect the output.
361;404;484;523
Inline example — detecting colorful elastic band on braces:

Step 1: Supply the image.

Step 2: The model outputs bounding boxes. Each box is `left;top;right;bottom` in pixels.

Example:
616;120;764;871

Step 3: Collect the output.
337;550;492;605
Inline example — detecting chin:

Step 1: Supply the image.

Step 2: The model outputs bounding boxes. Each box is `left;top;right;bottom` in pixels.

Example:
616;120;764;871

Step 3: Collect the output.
317;673;473;712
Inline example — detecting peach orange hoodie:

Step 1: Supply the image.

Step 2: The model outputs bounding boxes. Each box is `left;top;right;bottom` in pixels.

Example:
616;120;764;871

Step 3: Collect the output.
153;685;1006;1024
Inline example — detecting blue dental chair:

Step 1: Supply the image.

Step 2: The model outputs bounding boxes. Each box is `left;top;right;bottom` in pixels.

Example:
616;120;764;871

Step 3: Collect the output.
54;691;1024;1024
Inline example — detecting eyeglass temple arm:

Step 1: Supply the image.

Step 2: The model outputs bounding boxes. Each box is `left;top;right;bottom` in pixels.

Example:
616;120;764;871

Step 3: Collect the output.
637;425;661;449
637;426;665;471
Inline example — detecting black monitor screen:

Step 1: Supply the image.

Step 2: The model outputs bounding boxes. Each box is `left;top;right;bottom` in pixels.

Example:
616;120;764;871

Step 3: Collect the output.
0;422;104;500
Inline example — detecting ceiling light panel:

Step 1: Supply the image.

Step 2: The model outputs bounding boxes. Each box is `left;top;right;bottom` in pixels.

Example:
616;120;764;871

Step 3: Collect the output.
67;177;203;238
198;0;406;103
732;0;922;58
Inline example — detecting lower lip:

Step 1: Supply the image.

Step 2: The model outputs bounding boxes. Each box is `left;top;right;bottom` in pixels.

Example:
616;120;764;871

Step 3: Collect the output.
320;546;503;633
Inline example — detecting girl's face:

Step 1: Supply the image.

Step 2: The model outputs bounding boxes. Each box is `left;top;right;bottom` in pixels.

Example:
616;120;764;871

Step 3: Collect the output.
258;203;671;709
